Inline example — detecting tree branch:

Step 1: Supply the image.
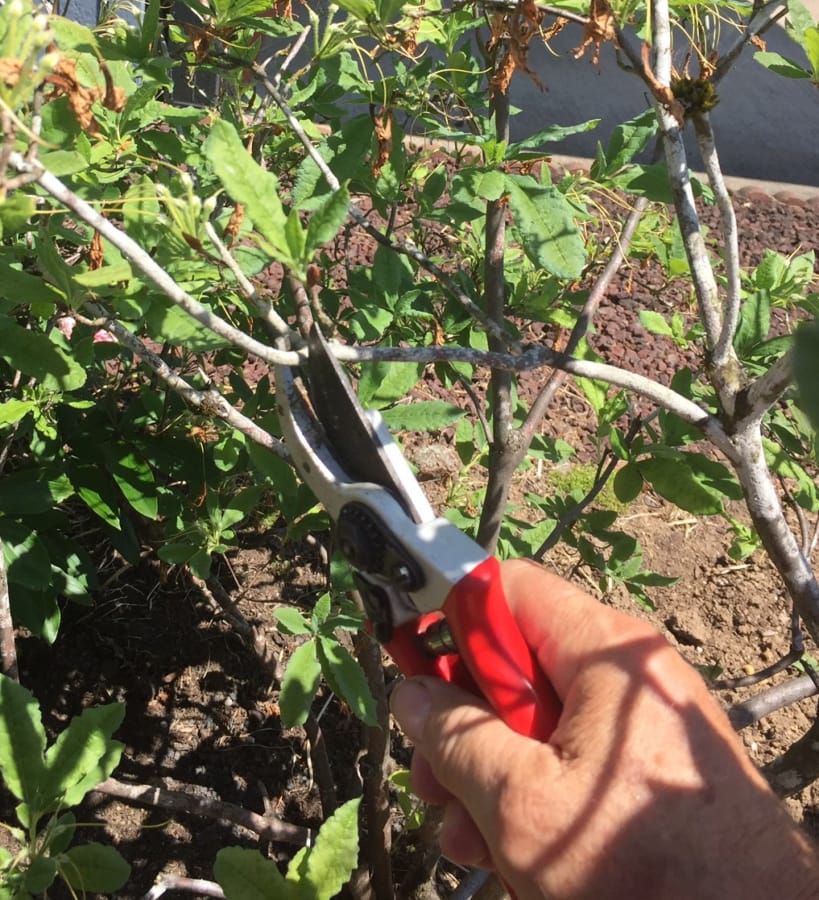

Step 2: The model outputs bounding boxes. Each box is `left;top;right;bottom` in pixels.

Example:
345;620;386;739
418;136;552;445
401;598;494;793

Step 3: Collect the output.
80;304;288;460
0;538;18;681
728;675;818;730
93;777;312;846
712;0;788;84
692;111;741;370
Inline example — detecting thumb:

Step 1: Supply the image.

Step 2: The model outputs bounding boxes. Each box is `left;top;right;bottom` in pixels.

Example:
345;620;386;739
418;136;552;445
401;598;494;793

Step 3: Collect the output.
391;677;558;849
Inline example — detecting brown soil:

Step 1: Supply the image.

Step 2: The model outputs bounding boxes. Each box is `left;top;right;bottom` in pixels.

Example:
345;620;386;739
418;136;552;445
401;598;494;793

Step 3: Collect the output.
5;187;819;897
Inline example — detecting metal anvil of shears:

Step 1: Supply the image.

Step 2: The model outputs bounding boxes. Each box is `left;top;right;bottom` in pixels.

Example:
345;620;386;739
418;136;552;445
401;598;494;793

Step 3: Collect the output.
276;326;561;742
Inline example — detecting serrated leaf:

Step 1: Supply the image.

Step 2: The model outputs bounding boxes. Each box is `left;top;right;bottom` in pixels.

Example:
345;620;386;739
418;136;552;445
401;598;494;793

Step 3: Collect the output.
504;176;585;280
305;186;350;253
274;607;312;635
215;847;287;900
0;675;47;808
317;638;377;726
42;704;124;808
280;641;322;727
59;844;130;893
297;797;360;900
204;120;291;263
380;401;465;432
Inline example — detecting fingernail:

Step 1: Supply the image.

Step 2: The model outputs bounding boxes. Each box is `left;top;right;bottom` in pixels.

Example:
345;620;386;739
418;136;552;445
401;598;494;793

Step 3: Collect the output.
390;679;431;742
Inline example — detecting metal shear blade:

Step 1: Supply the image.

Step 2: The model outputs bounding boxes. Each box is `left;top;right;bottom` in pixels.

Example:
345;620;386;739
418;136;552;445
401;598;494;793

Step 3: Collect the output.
304;326;433;525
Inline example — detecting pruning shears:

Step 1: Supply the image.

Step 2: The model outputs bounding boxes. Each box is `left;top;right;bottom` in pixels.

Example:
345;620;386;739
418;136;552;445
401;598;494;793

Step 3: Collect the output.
275;326;562;742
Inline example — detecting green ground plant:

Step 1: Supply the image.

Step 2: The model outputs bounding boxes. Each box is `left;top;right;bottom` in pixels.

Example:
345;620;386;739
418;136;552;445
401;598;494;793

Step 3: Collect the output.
1;0;818;893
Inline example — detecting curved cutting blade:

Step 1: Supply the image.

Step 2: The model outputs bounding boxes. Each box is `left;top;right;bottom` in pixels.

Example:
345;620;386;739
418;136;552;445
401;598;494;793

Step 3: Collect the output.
305;326;433;524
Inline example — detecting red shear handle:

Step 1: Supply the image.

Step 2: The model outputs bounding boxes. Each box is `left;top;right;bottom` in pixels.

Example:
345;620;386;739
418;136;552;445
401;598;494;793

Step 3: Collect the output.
384;557;561;742
443;557;561;742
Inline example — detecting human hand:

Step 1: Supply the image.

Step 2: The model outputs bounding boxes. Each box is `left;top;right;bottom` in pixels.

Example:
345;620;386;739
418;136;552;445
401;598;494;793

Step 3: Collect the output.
390;559;819;900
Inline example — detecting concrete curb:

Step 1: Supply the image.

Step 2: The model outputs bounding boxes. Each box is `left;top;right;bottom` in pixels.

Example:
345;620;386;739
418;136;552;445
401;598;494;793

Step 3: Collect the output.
548;154;819;209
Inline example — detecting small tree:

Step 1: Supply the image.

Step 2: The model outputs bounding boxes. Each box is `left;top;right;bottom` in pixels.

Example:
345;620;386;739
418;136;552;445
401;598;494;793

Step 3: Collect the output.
1;0;818;893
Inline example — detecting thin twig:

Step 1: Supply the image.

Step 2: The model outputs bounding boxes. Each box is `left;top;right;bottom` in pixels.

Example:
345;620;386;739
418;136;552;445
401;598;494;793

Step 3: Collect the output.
534;417;643;559
93;777;312;846
712;0;788;84
142;876;225;900
521;193;650;443
204;220;295;342
304;713;338;818
357;630;394;900
0;538;18;681
728;674;818;730
711;649;802;691
8;152;287;366
79;304;288;459
248;60;517;352
692;111;741;370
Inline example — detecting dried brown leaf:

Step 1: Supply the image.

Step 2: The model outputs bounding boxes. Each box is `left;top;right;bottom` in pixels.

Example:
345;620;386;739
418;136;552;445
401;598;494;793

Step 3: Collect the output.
89;230;104;270
0;58;22;87
573;0;616;65
370;105;392;177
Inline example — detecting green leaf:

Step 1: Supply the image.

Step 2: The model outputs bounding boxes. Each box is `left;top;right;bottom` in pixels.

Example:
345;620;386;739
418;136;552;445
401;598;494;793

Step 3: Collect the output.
203;120;291;263
0;470;74;516
215;847;288;900
107;447;158;519
754;51;810;79
591;110;657;177
0;675;47;808
72;262;133;288
0;320;85;391
333;0;378;22
795;320;819;432
805;27;819;77
734;290;771;355
280;641;322;728
296;797;360;900
0;400;34;427
59;844;131;893
380;401;465;431
46;812;77;856
317;637;377;726
637;456;724;514
42;704;125;808
305;186;350;253
638;310;674;338
613;464;643;503
508;119;600;157
274;607;313;635
357;361;422;406
504;175;585;280
23;856;58;894
1;524;52;591
0;195;36;238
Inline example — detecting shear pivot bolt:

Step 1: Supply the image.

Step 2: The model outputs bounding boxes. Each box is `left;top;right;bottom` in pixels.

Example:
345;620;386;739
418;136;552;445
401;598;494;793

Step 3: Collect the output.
337;505;386;573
